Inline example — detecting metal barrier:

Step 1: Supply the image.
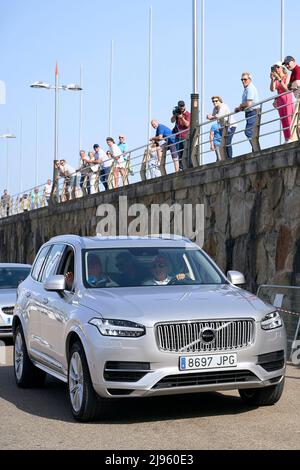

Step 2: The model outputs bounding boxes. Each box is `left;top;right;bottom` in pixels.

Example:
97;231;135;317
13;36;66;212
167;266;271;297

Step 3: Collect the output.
1;90;299;217
257;284;300;362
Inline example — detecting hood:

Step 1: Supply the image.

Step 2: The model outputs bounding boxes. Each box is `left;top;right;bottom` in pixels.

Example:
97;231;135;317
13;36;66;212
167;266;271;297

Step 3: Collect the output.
0;289;17;308
79;284;273;327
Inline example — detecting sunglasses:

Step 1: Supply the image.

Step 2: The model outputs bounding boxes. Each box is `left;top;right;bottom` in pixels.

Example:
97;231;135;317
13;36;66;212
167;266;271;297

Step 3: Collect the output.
241;78;249;81
153;263;167;268
212;100;219;103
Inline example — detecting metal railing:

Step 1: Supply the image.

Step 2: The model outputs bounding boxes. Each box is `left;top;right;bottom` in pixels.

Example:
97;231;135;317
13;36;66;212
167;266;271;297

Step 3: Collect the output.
257;284;300;362
0;90;299;218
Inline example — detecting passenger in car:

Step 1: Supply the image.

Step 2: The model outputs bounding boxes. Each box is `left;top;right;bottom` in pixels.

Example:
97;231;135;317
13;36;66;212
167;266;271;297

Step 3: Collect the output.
114;252;147;286
87;254;116;287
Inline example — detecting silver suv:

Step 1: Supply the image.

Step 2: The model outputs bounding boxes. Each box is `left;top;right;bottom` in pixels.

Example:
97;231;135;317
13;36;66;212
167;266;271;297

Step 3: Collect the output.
13;235;286;421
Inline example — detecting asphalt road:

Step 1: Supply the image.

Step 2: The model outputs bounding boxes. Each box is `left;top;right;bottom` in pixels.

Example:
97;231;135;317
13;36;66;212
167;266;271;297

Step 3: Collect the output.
0;342;299;450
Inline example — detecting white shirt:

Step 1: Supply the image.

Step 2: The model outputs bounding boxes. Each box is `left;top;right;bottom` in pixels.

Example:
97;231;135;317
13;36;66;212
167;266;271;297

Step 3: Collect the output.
144;276;171;285
44;183;52;197
109;143;124;164
96;148;112;169
60;163;76;177
213;103;236;127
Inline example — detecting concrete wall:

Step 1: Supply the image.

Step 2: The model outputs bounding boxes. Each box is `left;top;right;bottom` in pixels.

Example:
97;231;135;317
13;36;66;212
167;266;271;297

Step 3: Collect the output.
1;142;300;293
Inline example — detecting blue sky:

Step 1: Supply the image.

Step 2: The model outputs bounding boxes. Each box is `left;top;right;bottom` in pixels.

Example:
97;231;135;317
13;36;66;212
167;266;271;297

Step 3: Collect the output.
0;0;299;195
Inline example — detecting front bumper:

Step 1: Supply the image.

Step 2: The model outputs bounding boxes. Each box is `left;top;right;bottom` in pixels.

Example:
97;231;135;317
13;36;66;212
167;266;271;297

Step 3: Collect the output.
84;323;287;399
0;320;13;338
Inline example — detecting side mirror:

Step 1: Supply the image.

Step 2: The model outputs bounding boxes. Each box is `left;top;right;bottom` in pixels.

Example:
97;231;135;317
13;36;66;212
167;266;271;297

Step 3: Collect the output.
44;275;66;292
227;270;245;286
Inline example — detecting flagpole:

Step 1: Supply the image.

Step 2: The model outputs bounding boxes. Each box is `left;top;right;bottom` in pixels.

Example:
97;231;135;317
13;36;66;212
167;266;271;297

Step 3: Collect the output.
147;6;153;144
19;117;23;193
79;64;83;153
109;40;114;136
35;104;39;186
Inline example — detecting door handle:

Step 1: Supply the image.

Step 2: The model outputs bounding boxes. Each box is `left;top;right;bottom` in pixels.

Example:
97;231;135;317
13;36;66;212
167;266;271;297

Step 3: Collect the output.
25;292;31;298
42;298;49;305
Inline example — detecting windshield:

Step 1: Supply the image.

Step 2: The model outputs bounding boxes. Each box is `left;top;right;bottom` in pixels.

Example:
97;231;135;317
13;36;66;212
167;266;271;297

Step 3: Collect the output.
0;267;30;289
82;247;226;288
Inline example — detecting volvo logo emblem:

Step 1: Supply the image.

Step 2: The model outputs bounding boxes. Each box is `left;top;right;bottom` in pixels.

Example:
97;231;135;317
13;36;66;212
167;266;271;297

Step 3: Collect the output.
201;328;215;343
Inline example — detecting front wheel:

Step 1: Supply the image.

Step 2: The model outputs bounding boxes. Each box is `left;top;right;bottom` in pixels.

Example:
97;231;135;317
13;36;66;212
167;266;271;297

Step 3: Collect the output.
239;379;285;406
68;342;104;422
14;325;46;388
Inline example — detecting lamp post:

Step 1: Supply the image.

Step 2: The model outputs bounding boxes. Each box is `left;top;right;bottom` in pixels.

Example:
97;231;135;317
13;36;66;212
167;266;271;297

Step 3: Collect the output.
189;0;200;168
0;133;16;191
30;63;82;201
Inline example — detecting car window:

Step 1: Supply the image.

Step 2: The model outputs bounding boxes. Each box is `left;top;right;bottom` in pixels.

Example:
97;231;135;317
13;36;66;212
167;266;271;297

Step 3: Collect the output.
40;244;66;283
0;267;31;289
57;247;75;291
82;247;226;288
31;246;52;281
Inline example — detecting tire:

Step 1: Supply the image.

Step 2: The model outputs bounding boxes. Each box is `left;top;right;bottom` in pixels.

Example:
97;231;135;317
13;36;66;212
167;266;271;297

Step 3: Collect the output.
14;324;46;388
68;341;104;422
239;378;285;406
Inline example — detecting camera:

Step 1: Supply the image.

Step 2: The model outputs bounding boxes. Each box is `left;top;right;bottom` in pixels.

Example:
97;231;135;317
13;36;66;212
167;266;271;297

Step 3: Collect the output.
173;106;182;116
271;66;276;73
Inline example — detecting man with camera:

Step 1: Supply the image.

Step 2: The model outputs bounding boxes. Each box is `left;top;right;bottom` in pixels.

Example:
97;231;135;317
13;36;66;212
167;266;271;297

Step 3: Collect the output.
170;100;190;170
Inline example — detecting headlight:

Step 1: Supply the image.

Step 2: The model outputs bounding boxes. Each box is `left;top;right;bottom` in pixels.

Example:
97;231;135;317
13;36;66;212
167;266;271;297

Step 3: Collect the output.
261;311;283;330
89;318;146;337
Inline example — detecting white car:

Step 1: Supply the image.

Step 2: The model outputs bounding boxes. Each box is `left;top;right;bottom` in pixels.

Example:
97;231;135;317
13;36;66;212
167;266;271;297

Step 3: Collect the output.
13;235;286;421
0;263;31;339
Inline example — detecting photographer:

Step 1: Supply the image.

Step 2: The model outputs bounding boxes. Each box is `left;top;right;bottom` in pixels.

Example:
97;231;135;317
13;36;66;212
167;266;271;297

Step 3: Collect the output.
170;100;190;170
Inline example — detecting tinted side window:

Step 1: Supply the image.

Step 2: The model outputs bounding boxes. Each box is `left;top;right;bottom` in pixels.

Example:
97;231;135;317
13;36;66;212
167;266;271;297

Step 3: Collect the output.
31;246;51;281
41;244;66;282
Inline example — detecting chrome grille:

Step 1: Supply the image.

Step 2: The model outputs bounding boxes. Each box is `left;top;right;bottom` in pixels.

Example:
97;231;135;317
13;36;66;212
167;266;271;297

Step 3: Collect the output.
156;320;255;352
2;306;14;316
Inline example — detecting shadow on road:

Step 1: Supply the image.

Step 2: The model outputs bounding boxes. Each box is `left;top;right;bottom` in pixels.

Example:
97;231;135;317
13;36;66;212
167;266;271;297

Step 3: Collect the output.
0;361;257;424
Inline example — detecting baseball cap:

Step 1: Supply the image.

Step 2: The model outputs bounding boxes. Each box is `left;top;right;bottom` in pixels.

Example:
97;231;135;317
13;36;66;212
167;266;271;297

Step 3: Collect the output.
283;55;295;65
178;100;185;107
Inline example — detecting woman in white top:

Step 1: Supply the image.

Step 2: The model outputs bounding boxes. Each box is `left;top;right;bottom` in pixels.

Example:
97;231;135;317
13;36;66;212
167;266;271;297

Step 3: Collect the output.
147;142;160;179
86;151;99;194
207;96;237;159
106;137;126;189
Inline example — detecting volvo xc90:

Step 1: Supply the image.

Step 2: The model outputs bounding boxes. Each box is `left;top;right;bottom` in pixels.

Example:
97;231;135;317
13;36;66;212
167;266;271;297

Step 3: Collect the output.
13;235;286;421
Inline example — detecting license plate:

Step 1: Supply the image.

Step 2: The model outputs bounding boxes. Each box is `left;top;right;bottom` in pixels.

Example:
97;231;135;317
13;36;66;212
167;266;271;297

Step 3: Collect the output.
179;353;237;370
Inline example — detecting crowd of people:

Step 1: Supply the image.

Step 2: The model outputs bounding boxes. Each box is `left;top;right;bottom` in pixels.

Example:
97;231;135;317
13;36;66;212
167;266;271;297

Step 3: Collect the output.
1;55;299;216
208;56;300;161
150;56;300;165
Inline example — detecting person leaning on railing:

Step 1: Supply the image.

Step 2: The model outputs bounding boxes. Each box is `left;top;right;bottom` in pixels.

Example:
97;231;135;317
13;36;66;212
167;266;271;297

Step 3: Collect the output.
235;72;259;151
270;61;294;143
86;151;99;194
93;144;112;191
283;55;300;98
79;150;91;195
207;96;237;159
106;137;126;189
150;119;179;173
1;190;10;217
43;179;52;205
58;159;77;200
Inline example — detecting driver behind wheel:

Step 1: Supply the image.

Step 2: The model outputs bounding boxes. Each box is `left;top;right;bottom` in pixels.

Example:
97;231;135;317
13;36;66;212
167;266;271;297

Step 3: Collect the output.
143;255;184;286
